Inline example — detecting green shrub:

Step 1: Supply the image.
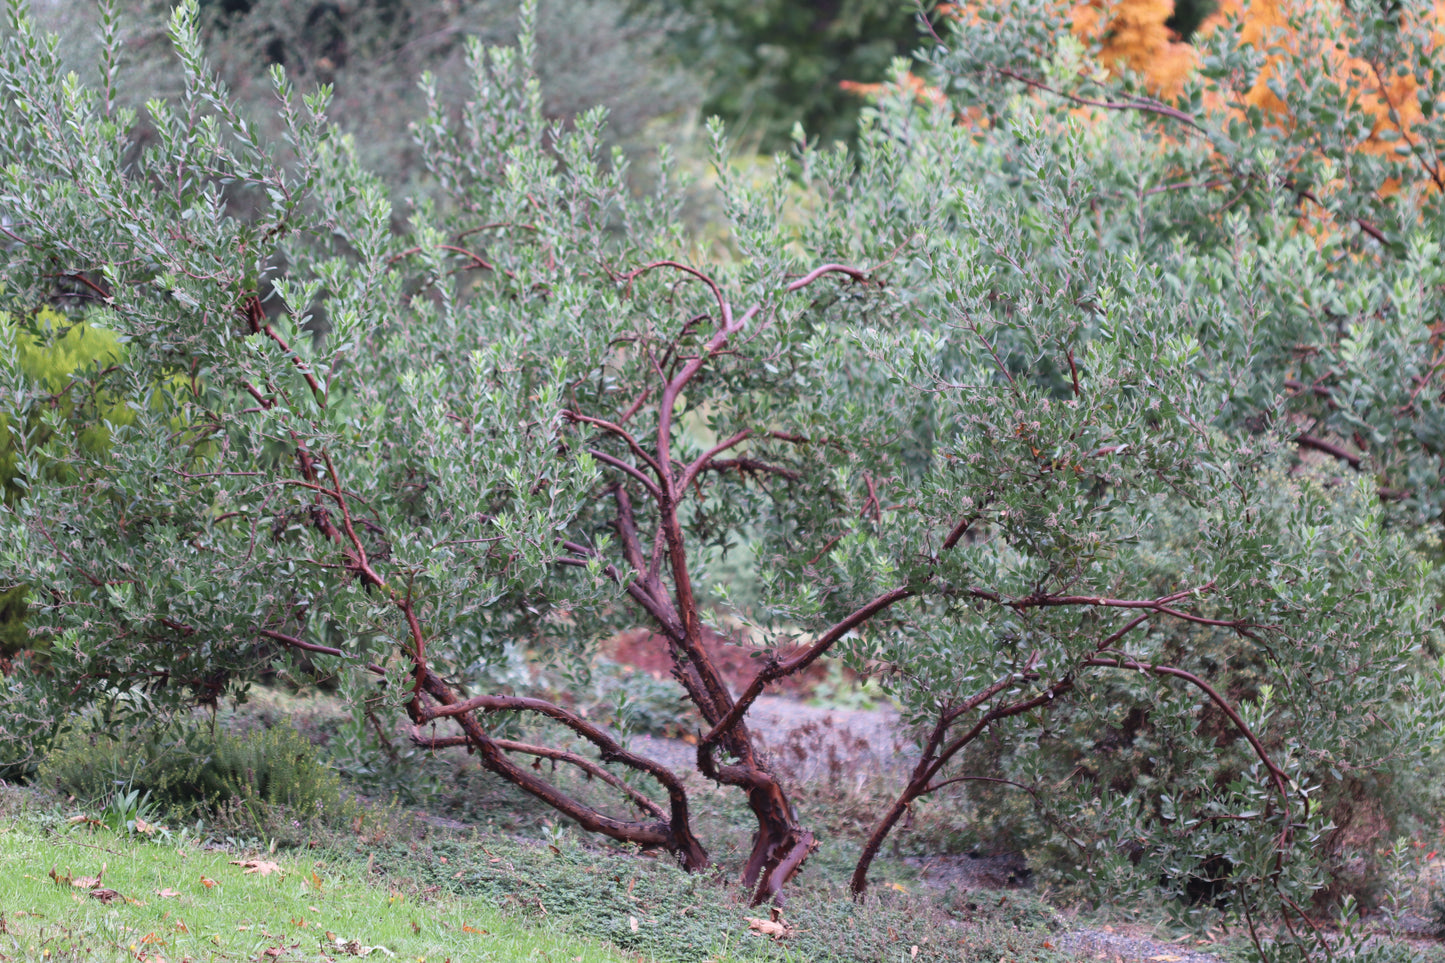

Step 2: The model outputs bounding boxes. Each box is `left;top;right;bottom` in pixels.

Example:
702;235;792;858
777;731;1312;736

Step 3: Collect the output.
38;721;342;823
585;659;693;739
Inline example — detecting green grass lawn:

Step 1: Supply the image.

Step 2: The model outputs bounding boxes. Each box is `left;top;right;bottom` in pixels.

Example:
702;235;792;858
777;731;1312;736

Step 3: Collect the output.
0;819;655;963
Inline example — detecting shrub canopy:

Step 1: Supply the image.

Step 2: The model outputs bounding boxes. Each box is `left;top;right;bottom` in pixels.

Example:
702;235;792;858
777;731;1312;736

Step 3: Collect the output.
1;0;1443;955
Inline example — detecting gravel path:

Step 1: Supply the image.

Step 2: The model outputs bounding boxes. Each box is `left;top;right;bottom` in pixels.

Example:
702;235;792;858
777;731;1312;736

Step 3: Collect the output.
628;695;916;785
1056;926;1228;962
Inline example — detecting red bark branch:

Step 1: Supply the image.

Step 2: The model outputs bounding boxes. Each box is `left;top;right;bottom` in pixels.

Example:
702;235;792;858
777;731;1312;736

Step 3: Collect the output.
700;586;918;751
410;730;668;820
1296;432;1362;469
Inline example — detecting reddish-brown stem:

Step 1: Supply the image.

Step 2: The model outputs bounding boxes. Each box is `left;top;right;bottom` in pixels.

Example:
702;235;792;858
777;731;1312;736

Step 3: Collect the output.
992;67;1205;132
410;731;668;820
851;673;1075;896
241;381;274;408
942;502;989;550
56;271;112;299
1367;59;1445;193
680;429;753;492
585;449;662;500
385;244;497;272
1084;656;1294;817
784;263;874;292
1290;183;1388;245
258;628;384;675
561;258;877;902
1296;432;1362;469
700;587;918;751
851;615;1161;896
454;221;537;239
622;260;728;320
321;450;385;590
925;774;1038;797
564;410;666;482
703;457;801;481
616;388;651;425
992;66;1390;249
258;320;325;407
962;583;1250;631
416;681;707;859
805;534;844;566
417;670;704;863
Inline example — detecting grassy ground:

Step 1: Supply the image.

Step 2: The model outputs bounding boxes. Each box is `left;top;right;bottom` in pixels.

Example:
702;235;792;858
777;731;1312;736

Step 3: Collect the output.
0;813;655;963
17;685;1442;963
0;785;1074;963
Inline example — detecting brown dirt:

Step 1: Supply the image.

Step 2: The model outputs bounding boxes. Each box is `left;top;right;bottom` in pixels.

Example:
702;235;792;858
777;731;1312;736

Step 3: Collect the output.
601;626;846;698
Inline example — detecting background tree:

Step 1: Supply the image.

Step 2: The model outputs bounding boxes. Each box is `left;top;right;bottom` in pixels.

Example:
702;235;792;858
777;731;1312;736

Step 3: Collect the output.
33;0;699;192
634;0;935;150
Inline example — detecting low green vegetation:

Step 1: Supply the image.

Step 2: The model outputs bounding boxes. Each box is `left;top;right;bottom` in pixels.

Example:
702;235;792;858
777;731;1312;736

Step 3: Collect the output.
38;722;348;833
0;807;652;963
0;776;1082;963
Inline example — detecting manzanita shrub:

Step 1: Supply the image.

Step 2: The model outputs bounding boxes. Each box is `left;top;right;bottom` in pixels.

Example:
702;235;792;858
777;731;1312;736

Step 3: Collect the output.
884;0;1445;929
0;0;1441;956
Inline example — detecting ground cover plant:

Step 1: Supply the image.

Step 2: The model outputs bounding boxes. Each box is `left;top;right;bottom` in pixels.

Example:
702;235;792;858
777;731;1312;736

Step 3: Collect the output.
0;799;655;963
1;0;1444;959
0;778;1089;963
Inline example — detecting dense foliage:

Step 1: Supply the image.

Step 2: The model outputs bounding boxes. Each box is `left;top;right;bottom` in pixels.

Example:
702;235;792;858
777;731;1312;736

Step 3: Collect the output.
913;0;1445;913
1;0;1443;958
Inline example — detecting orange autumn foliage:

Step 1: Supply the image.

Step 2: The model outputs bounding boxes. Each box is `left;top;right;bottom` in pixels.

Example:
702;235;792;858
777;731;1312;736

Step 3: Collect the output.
1075;0;1445;171
843;0;1445;195
839;72;948;108
1071;0;1199;94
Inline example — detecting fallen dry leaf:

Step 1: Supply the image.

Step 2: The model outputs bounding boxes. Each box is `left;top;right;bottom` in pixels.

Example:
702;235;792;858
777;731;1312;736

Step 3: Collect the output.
330;937;394;958
156;888;181;898
264;948;284;958
57;862;106;889
198;877;217;889
88;888;121;904
744;916;794;939
231;859;283;877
